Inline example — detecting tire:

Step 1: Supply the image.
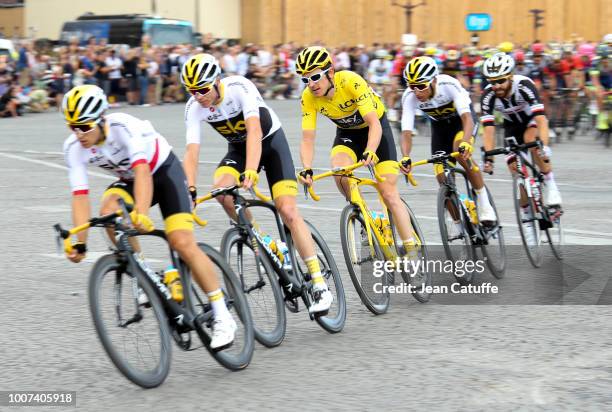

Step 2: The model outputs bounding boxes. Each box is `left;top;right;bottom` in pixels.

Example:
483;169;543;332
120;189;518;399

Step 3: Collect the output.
221;227;286;347
437;185;475;285
478;186;507;278
192;243;254;370
513;175;543;268
340;204;390;315
544;207;564;261
300;221;346;333
89;254;171;388
388;199;432;303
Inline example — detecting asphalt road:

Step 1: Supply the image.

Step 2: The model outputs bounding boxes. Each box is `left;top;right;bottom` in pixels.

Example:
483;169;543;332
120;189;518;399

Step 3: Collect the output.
1;100;612;411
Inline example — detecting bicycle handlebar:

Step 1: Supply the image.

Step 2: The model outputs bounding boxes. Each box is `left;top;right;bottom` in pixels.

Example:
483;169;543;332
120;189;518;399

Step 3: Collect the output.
54;200;134;254
305;162;385;201
411;150;480;172
482;140;541;157
192;183;272;227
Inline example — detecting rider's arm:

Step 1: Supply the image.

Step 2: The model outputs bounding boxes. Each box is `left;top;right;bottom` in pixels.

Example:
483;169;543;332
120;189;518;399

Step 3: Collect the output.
71;194;90;244
480;88;497;151
240;79;266;172
450;78;475;143
184;98;202;187
301;129;316;169
363;111;382;153
518;79;549;145
64;138;90;243
300;90;317;168
352;72;382;153
132;162;153;216
460;112;475;143
244;116;263;171
183;143;200;188
400;89;416;157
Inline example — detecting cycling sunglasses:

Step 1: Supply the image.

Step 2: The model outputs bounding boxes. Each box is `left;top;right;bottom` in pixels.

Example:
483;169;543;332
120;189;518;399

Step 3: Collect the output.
408;82;430;91
188;85;213;96
489;76;510;85
301;68;331;84
67;121;98;133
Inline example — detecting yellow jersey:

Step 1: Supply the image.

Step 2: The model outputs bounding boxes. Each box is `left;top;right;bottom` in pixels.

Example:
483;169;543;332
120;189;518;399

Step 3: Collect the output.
301;70;386;130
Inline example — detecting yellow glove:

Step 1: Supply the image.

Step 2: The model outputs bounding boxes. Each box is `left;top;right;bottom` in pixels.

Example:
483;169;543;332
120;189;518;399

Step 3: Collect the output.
361;150;379;164
458;141;473;155
130;211;155;232
240;169;259;186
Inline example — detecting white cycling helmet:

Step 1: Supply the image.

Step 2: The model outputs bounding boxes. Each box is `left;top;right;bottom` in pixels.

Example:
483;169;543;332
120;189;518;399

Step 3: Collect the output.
180;53;221;89
482;52;515;79
604;33;612;44
62;85;108;125
404;56;439;84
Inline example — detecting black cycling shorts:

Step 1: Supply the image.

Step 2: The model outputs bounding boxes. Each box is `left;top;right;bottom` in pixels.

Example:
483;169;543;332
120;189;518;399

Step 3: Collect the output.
103;152;193;233
331;113;399;175
214;128;298;199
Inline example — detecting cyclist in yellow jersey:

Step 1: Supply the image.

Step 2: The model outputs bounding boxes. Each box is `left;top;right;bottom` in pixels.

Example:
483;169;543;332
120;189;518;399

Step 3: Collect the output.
296;46;419;254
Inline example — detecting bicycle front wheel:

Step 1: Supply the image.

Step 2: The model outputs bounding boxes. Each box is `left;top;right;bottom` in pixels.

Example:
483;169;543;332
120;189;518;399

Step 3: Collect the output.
513;175;543;268
89;254;171;388
192;243;254;370
478;186;507;278
221;227;286;348
544;207;564;260
340;204;390;315
437;185;476;285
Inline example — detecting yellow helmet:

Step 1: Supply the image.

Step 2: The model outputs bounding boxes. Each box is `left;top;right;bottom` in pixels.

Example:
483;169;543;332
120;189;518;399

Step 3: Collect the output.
498;41;514;53
404;56;439;84
425;47;437;56
180;53;221;89
295;46;332;75
62;85;108;124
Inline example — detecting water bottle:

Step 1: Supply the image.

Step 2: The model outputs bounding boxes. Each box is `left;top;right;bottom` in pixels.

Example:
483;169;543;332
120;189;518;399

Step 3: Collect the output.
370;211;382;229
277;241;292;270
163;266;184;302
381;216;393;244
467;199;478;225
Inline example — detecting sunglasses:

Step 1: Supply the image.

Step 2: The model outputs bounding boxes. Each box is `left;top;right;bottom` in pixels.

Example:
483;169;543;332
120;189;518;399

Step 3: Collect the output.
67;121;98;133
408;82;430;91
188;85;213;96
301;68;330;84
489;77;510;85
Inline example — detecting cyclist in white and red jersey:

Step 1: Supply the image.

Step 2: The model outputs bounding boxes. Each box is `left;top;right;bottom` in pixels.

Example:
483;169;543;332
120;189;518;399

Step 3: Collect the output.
62;85;237;349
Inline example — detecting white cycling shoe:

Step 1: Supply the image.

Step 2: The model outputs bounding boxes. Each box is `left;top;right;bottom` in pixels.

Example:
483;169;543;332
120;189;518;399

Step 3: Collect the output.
309;286;333;315
210;316;237;350
543;184;562;207
477;199;497;223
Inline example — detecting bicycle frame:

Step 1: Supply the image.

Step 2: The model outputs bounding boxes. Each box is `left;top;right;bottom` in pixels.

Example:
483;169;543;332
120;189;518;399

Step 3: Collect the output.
193;185;305;299
54;200;214;345
309;163;398;261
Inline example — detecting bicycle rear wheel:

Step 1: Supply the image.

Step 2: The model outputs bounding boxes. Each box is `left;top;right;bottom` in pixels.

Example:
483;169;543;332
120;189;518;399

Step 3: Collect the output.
437;186;475;285
192;243;254;370
478;186;507;278
286;221;346;333
513;175;543;268
389;199;432;303
89;254;171;389
221;227;286;348
340;204;390;315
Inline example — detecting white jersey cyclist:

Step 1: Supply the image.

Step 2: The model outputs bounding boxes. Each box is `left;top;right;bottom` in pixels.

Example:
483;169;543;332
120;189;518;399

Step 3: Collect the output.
64;112;171;195
401;74;472;131
185;75;282;144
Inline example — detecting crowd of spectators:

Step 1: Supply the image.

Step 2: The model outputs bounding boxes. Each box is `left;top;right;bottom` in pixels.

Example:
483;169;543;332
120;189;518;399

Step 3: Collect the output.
0;32;605;119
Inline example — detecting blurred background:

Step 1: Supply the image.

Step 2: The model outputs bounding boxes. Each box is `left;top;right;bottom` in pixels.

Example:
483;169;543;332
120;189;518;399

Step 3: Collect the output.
0;0;609;134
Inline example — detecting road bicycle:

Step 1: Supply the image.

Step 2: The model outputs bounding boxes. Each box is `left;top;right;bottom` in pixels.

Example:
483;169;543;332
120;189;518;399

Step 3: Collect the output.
54;199;254;388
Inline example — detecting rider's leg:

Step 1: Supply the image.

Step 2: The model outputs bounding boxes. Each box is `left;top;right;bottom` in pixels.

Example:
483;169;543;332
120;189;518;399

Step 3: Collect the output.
330;146;357;201
524;125;562;206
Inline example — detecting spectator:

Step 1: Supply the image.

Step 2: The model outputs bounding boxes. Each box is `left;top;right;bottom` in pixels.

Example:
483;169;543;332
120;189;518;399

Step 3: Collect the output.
105;49;123;106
